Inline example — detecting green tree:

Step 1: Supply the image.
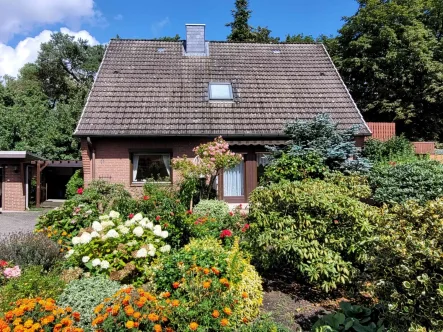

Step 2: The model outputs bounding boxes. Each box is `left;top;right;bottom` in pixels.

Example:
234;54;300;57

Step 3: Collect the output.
154;34;181;41
285;33;316;43
333;0;443;140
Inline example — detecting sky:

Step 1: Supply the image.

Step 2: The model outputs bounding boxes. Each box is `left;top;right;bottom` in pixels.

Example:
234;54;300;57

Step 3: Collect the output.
0;0;359;77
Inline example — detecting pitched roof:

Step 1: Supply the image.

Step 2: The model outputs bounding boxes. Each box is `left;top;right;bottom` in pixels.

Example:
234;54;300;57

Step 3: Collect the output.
74;40;370;137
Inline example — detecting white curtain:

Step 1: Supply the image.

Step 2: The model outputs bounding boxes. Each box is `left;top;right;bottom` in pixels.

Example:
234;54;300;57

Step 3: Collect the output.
133;155;139;181
256;153;271;166
224;162;244;196
162;155;171;176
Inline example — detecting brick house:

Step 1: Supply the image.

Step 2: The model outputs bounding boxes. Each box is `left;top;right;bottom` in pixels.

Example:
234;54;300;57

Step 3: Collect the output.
74;24;371;203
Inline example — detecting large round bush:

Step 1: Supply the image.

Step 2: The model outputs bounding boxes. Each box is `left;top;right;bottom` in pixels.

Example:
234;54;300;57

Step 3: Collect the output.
369;160;443;205
57;276;121;331
247;179;379;291
193;199;230;219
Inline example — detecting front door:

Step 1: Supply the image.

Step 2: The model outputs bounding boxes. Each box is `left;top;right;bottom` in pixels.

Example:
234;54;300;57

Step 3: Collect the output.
223;159;246;203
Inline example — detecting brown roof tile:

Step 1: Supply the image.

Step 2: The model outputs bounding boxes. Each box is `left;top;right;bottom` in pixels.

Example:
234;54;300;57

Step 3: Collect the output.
74;40;370;137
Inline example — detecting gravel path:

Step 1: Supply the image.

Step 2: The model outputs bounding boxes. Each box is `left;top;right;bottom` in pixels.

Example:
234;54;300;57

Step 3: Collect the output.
0;212;43;237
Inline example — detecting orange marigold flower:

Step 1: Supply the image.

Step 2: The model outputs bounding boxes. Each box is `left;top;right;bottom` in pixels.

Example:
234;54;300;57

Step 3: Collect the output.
211;267;220;275
242;292;248;299
124;288;132;294
72;312;81;321
223;307;232;315
162;316;168;323
166;328;174;332
125;306;135;316
162;291;171;298
189;322;198;331
202;281;211;289
212;310;220;318
24;320;33;328
172;282;180;289
242;317;249;323
153;324;162;332
203;268;210;275
171;300;180;307
126;320;135;329
220;318;229;327
148;313;159;322
133;312;141;319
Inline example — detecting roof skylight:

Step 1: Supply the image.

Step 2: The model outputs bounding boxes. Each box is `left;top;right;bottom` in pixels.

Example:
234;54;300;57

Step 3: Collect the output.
209;83;233;100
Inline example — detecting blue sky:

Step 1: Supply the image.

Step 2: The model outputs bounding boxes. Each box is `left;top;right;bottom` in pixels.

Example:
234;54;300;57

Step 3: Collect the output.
0;0;359;77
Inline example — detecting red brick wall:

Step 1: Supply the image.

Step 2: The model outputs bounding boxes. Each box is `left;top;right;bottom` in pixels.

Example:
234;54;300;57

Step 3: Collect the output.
3;165;26;211
80;137;211;196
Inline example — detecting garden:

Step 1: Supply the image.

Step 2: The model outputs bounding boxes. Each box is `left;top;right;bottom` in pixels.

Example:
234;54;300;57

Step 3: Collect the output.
1;114;443;332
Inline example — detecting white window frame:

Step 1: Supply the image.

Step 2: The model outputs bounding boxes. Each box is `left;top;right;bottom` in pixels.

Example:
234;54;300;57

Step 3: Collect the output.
209;83;234;100
132;153;171;184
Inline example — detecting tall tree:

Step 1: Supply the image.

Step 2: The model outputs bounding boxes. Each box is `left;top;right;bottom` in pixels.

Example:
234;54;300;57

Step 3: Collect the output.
154;34;181;41
333;0;443;140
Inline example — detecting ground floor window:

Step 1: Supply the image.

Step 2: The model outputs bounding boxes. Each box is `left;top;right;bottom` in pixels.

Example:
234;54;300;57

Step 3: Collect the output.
132;153;171;183
223;161;245;197
256;153;271;183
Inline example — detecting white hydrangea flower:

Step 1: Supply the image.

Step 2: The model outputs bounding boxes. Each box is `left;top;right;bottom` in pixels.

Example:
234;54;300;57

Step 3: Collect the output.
160;230;168;239
109;210;120;219
80;232;92;244
136;248;148;258
92;258;101;267
147;244;155;251
148;247;156;256
101;221;115;229
139;219;153;229
91;231;100;238
92;221;103;232
159;245;171;253
72;236;81;246
65;249;75;258
117;225;130;234
133;213;143;221
126;240;138;247
133;226;144;237
153;225;162;233
99;215;110;221
124;219;136;227
82;256;90;263
105;229;119;239
100;260;110;269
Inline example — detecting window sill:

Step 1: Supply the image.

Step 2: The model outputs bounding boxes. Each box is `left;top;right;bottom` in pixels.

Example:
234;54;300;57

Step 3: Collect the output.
131;182;172;187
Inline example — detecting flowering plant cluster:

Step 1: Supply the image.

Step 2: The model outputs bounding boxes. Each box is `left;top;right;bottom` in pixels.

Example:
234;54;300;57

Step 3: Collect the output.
0;260;21;286
65;211;171;285
35;201;99;250
0;298;82;332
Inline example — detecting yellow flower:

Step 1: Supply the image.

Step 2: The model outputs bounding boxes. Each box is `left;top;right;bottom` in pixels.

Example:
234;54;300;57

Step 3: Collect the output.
24;319;33;328
126;320;135;329
223;307;232;315
62;231;67;236
153;324;162;332
189;322;199;331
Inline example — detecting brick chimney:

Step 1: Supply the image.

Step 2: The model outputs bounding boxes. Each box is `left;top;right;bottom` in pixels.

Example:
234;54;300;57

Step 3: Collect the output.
185;24;206;55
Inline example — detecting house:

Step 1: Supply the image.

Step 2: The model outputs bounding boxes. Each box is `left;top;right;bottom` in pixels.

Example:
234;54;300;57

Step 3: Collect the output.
0;151;82;212
74;24;371;203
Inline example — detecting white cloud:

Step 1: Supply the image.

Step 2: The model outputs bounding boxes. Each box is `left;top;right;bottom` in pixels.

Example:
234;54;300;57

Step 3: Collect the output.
114;14;123;21
0;0;100;42
0;27;99;77
151;17;170;36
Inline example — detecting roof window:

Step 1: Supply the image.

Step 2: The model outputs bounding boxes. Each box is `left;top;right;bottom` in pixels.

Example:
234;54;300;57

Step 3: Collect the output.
209;83;233;100
157;48;165;53
272;49;281;54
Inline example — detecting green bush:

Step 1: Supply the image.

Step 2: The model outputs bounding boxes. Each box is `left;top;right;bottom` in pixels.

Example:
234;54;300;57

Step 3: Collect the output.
363;136;416;163
369;160;443;205
57;276;121;331
247;180;379;291
324;172;372;199
367;199;443;331
0;266;66;312
262;151;328;184
0;232;61;270
312;302;384;332
66;169;84;199
193;199;230;219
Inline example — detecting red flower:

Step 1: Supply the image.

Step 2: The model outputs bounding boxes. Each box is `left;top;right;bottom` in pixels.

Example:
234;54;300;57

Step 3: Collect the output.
0;260;7;267
163;223;169;228
155;215;161;221
388;161;397;166
220;230;233;238
143;195;150;200
241;224;250;232
186;210;193;215
129;213;134;219
229;211;234;216
77;188;83;195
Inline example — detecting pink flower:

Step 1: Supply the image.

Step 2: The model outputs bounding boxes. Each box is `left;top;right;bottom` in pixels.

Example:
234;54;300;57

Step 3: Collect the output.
4;266;21;279
333;219;339;225
241;224;250;232
77;188;83;195
129;213;134;219
229;211;234;216
220;230;233;238
156;215;161;221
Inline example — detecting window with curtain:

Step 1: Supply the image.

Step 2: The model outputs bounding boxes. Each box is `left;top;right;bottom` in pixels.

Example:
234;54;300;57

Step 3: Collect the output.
132;153;171;183
256;153;271;183
223;161;244;197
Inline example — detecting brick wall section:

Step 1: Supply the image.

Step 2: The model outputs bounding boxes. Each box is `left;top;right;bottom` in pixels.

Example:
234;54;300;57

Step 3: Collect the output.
3;165;26;211
366;122;396;141
81;137;210;196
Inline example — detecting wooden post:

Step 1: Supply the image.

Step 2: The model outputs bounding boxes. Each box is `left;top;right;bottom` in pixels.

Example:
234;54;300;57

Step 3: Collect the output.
36;162;41;208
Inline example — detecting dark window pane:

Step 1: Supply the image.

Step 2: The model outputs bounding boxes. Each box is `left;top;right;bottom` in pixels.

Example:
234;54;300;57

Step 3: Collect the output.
133;154;171;182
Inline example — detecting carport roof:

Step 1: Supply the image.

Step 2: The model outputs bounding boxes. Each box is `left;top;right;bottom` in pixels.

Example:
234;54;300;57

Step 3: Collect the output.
0;151;44;160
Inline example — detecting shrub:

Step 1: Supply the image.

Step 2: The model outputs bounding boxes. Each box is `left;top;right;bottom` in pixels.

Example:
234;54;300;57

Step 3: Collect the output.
66;169;84;199
0;232;61;270
262;151;328;184
247;180;379;291
366;199;443;331
147;238;263;329
369;160;443;205
0;266;66;313
193;199;230;220
0;298;82;331
324;172;372;199
362;136;416;163
312;302;384;332
57;276;121;331
66;211;171;285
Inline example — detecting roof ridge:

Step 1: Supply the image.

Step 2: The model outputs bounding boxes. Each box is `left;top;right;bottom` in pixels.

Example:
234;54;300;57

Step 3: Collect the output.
109;39;322;45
